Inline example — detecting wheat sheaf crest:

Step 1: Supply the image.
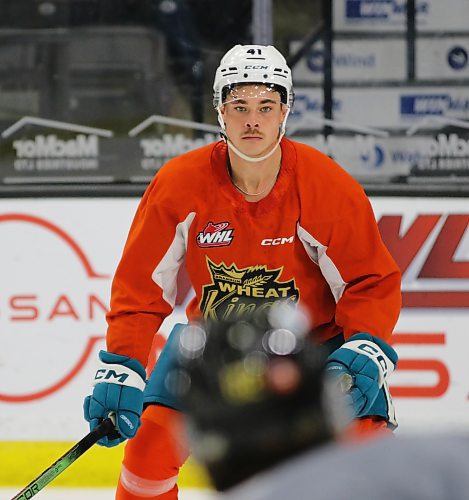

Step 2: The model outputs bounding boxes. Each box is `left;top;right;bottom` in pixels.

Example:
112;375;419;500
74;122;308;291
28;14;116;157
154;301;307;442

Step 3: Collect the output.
243;275;271;287
206;257;283;287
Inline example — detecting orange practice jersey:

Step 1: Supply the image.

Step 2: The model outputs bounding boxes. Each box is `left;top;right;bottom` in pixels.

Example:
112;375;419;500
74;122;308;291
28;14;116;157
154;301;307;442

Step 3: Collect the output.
107;138;402;366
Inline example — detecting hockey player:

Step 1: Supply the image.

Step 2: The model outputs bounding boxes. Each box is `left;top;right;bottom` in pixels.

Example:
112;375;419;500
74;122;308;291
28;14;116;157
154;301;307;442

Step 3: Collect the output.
83;44;402;499
177;310;469;500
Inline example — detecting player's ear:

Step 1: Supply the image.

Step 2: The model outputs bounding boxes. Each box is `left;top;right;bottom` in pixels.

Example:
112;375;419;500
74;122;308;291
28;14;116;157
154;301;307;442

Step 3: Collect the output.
219;105;227;128
280;103;288;121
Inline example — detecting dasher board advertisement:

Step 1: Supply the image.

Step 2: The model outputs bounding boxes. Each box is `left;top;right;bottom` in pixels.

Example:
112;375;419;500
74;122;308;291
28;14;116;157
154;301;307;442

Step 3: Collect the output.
291;37;469;83
0;199;190;441
0;116;218;185
374;197;469;431
0;197;468;441
334;0;469;33
296;132;469;179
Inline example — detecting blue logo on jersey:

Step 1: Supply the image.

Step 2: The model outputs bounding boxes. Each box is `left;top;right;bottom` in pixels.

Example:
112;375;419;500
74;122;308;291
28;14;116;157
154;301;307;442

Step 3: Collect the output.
447;46;468;71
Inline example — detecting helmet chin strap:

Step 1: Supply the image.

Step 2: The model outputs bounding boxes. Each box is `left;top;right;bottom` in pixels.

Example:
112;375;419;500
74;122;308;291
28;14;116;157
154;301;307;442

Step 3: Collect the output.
217;108;290;163
225;134;283;163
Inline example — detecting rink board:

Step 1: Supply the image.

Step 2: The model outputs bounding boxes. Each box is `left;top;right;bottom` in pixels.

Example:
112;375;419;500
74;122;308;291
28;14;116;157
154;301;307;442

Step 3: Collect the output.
1;196;468;485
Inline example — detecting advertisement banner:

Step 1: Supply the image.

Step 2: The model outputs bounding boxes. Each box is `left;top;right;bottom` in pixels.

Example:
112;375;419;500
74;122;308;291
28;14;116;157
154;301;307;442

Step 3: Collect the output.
374;197;469;431
334;0;469;33
0;199;191;441
0;116;219;185
291;37;469;83
1;197;468;441
296;132;469;179
291;38;406;83
417;37;469;79
290;86;469;130
127;116;218;183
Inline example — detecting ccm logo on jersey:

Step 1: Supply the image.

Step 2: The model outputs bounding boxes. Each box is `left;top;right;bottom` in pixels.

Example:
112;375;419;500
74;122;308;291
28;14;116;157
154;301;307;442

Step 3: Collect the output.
261;236;294;246
197;221;234;248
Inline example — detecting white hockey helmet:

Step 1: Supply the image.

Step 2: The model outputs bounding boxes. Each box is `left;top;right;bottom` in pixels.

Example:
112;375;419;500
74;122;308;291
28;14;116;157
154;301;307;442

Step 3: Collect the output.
213;44;294;110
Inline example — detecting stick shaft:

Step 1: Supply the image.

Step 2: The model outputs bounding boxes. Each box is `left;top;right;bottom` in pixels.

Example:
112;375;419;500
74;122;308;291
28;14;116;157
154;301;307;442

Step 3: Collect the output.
11;418;114;500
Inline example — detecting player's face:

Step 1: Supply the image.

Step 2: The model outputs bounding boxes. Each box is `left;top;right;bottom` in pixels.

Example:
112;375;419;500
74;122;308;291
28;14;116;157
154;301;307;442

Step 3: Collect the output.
220;84;287;158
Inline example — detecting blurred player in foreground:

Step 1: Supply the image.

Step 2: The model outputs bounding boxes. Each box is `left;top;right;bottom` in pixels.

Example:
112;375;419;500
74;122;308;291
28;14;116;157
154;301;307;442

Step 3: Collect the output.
83;44;401;499
175;308;469;500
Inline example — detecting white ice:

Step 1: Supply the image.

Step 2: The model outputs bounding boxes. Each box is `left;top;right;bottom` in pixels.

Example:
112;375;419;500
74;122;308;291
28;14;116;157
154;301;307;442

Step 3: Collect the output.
0;488;219;500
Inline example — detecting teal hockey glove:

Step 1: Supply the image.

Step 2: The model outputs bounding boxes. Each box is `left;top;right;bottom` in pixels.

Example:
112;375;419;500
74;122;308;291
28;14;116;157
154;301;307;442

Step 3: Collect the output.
83;350;146;447
325;333;398;418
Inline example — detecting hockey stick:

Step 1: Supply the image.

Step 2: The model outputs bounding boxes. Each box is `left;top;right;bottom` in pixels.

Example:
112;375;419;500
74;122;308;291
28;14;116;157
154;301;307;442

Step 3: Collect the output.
11;417;115;500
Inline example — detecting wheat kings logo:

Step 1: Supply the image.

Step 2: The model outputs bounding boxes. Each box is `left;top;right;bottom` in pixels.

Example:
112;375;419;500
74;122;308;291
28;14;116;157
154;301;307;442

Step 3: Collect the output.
200;258;299;320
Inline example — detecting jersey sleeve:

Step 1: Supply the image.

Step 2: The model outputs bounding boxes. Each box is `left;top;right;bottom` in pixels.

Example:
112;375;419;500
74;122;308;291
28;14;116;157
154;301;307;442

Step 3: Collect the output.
106;173;193;366
330;193;401;341
297;153;401;342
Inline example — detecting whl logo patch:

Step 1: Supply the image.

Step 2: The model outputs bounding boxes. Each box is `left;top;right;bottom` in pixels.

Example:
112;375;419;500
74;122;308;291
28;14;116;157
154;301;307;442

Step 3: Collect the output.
197;221;234;248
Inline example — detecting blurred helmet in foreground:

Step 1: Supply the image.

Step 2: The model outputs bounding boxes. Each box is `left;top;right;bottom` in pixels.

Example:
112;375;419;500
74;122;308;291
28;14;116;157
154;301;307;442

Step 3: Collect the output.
168;304;346;491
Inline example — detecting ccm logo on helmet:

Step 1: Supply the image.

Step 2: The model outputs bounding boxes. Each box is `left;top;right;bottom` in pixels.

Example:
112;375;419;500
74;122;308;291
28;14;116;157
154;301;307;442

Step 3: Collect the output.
245;65;269;70
261;236;294;246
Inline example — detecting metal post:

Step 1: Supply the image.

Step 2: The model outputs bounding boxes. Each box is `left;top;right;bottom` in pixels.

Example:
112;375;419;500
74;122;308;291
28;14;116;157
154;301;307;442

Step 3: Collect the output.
322;0;333;137
252;0;273;45
407;0;416;81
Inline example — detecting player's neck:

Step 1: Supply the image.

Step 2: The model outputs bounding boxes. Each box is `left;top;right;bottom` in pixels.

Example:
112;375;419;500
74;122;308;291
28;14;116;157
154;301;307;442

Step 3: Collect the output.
227;148;282;201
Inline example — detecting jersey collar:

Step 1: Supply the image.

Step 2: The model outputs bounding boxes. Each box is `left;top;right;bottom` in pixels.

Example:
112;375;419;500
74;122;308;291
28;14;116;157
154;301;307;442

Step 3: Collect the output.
210;138;297;215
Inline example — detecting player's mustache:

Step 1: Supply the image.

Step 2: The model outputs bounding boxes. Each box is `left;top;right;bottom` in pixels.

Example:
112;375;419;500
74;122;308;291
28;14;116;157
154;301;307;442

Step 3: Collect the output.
242;129;263;137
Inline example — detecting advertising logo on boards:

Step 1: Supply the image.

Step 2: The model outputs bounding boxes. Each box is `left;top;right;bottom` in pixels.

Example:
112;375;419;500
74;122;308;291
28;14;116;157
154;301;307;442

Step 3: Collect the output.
128;115;218;174
345;0;429;21
0;213;109;403
400;94;469;117
359;143;386;168
411;133;469;174
289;94;343;129
447;46;469;71
377;204;468;402
0;212;192;404
305;45;376;73
378;211;469;308
1;117;112;179
305;134;386;170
